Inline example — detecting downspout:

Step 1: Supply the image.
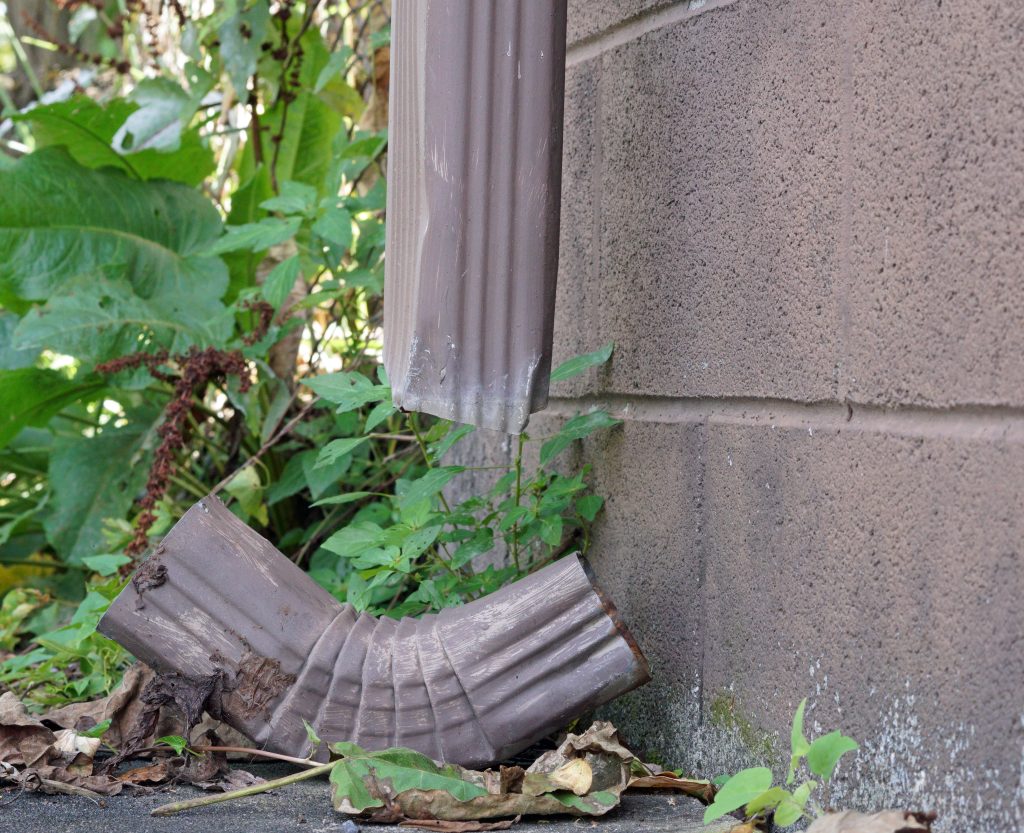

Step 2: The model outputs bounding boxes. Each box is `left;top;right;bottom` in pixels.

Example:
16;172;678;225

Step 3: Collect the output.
384;0;568;434
98;496;650;766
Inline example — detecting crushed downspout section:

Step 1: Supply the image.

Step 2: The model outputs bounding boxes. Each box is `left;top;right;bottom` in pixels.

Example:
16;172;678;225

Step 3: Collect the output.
384;0;569;434
97;496;650;767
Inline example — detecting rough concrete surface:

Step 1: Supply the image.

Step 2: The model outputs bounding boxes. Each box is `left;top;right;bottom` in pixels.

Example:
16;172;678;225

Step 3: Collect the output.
1;763;731;833
481;0;1024;830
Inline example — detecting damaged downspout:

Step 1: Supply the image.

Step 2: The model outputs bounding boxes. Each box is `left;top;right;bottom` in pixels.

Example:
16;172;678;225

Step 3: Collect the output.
384;0;569;434
97;496;650;766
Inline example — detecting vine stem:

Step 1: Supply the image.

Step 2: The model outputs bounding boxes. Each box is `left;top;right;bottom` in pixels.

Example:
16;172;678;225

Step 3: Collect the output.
151;761;334;817
510;432;525;572
209;397;320;496
191;745;319;768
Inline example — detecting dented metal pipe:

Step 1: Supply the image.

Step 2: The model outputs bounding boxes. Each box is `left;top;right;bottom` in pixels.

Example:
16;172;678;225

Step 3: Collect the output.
97;497;650;766
384;0;569;434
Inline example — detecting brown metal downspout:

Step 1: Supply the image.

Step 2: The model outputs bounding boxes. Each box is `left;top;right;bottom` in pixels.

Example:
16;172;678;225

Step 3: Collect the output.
384;0;568;434
97;4;649;765
97;496;650;766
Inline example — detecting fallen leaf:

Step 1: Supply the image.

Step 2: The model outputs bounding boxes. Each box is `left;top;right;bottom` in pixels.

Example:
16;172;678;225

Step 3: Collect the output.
117;760;179;785
192;767;265;792
331;722;635;824
52;728;102;763
628;772;716;803
42;663;154;749
806;810;935;833
0;691;57;767
399;818;519;832
523;759;592;796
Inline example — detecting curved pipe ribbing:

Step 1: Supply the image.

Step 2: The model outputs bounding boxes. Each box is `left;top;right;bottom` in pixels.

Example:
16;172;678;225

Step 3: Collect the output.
98;496;650;766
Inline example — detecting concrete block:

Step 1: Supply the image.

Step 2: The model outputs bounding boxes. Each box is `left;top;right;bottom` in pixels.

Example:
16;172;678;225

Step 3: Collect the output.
579;421;707;761
592;1;843;401
550;60;606;401
584;413;1024;830
844;1;1024;407
566;0;679;47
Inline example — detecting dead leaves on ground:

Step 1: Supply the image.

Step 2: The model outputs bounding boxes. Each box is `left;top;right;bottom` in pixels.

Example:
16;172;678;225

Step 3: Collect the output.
330;722;634;827
0;663;261;799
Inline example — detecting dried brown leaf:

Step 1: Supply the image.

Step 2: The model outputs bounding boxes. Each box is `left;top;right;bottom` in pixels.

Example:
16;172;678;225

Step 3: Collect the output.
627;773;716;803
117;760;179;785
399;817;520;832
0;691;57;767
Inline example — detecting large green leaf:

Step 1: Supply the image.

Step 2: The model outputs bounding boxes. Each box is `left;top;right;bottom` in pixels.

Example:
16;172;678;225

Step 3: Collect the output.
16;96;214;185
14;275;231;365
0;148;229;357
44;419;153;564
0;312;38;369
0;368;105;450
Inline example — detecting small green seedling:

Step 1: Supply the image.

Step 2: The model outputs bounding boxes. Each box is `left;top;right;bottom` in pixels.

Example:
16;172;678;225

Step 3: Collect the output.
704;698;858;827
156;735;193;756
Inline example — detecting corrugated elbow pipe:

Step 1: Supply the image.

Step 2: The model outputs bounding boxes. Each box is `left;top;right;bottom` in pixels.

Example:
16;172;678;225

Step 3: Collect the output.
98;496;650;766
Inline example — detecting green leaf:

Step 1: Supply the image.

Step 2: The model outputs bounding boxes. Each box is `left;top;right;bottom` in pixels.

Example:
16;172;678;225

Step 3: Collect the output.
218;1;270;98
330;747;488;814
111;78;197;155
314;47;353;94
16;97;214;186
806;731;859;780
303;718;322;754
0;368;104;450
301;448;352;500
0;148;228;323
0;313;39;370
311;492;374;508
224;466;267;525
549;342;614;383
745;786;789;816
539;410;621;467
576;494;604;522
44;421;152;564
312;205;353;249
428;423;475;462
774;781;815;827
788;698;810;783
260;181;318;216
314;437;368;470
157;735;189;755
14;276;230;365
398;467;464;511
323;522;387;558
452;527;493;569
538;514;563;546
262;255;302;310
204;217;301;256
703;767;774;824
77;718;112;739
364;400;396;433
304;371;389;413
81;553;132;577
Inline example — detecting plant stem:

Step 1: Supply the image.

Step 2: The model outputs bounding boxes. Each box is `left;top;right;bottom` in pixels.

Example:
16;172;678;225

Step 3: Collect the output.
191;745;319;768
151;761;334;816
510;432;525;572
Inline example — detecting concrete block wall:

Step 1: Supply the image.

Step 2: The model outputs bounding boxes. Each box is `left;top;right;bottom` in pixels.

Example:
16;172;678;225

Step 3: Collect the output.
536;1;1024;829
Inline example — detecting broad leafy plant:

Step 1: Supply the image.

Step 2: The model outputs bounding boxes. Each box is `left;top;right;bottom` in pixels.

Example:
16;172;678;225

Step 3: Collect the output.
0;1;618;708
703;698;859;827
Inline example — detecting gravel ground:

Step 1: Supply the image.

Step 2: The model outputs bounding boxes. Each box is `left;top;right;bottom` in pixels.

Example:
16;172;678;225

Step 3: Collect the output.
0;762;734;833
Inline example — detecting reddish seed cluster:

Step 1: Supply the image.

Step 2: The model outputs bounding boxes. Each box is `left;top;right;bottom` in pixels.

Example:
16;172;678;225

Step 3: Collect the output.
241;299;275;347
28;0;192;75
97;346;254;559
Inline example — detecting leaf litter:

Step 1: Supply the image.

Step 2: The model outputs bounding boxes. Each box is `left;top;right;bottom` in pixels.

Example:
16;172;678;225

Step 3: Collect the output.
1;665;939;833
